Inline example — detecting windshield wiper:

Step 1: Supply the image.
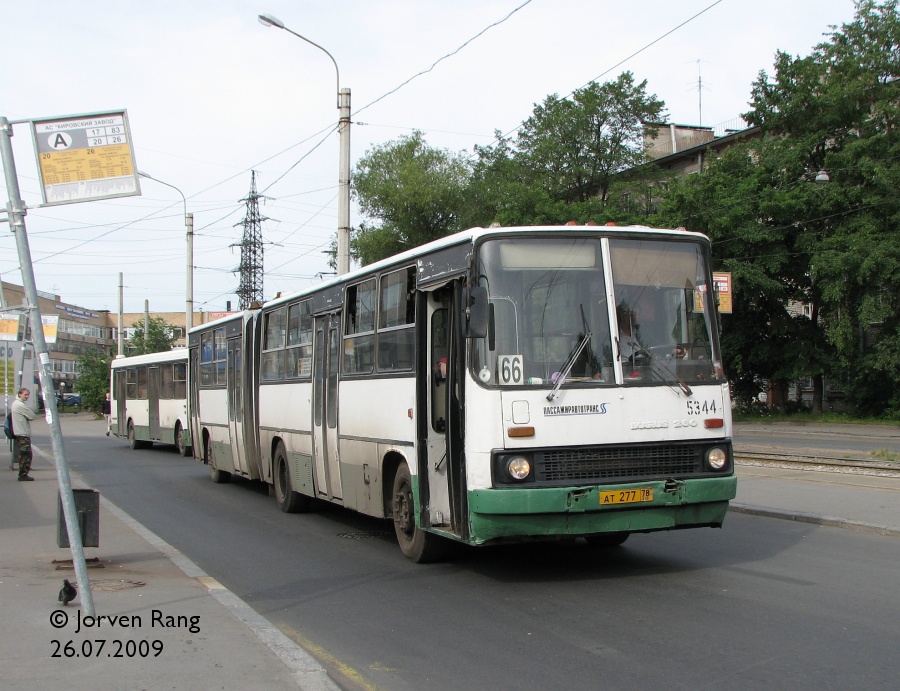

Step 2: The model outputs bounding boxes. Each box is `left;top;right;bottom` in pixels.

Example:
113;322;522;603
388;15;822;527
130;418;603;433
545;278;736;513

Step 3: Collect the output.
546;331;592;401
628;341;693;397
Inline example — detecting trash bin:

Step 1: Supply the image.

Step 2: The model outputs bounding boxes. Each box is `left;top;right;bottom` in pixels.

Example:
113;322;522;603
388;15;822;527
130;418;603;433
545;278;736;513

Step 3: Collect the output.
57;489;100;548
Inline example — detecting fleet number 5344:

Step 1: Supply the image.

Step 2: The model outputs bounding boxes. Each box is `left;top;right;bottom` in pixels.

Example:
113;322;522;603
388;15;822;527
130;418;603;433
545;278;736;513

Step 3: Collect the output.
686;399;717;416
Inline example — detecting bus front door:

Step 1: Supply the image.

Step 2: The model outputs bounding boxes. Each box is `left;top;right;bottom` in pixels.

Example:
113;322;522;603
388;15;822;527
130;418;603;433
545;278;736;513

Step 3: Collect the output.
312;314;342;501
421;292;457;533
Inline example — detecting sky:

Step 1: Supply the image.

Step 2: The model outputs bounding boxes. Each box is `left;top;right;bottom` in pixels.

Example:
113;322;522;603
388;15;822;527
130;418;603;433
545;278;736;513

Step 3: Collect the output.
1;0;860;315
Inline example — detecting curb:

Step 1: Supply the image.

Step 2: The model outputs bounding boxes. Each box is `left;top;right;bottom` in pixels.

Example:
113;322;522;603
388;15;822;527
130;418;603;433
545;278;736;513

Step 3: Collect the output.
34;443;340;691
728;503;900;537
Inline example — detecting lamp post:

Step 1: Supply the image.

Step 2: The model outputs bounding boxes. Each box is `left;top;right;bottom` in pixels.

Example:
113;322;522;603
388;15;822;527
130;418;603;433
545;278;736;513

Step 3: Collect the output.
258;12;351;275
138;171;194;334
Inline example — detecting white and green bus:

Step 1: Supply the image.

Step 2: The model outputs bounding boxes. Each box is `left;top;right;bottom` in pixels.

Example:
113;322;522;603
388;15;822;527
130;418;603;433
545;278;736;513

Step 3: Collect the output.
110;349;191;456
189;224;736;561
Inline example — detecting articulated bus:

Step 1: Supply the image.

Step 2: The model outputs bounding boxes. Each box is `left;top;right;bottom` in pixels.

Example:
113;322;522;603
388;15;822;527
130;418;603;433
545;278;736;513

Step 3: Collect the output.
188;225;737;561
110;349;192;456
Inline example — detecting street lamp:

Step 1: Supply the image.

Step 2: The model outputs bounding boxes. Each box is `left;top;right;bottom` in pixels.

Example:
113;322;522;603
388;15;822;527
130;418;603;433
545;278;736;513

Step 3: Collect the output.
138;171;195;334
258;12;351;275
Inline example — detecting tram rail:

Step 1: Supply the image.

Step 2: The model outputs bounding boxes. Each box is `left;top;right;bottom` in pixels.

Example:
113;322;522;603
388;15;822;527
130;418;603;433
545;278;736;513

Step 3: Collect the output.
735;450;900;477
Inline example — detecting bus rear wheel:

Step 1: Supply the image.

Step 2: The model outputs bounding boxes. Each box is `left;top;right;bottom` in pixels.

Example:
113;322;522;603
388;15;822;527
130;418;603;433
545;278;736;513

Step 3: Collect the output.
174;422;191;457
391;462;447;563
205;437;230;484
273;442;312;513
127;422;147;450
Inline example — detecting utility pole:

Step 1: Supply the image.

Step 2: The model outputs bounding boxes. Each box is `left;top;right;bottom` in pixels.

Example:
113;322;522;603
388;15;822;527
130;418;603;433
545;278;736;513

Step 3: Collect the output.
233;171;268;309
117;273;124;357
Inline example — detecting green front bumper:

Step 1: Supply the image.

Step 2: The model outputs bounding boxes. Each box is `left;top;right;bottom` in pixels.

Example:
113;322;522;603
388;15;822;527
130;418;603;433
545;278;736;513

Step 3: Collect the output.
466;475;737;544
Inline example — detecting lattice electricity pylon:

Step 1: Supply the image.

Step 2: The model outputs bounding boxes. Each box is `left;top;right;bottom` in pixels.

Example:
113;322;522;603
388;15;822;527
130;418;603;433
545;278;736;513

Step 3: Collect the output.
232;171;269;309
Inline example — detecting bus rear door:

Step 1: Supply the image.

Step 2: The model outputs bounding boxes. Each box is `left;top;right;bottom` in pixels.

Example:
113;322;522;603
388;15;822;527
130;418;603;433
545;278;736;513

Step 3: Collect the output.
312;313;343;501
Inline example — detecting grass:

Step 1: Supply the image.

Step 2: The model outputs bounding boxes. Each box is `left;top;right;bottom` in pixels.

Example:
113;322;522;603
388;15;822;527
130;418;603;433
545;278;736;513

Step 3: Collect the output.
733;411;899;425
870;448;900;463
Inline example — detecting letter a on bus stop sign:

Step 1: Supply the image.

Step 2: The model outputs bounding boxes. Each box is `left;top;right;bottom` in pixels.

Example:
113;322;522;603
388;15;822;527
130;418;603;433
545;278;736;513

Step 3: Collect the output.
30;110;142;206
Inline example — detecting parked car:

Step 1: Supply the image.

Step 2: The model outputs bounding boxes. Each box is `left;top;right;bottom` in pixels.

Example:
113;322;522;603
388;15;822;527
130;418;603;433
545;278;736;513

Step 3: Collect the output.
56;393;81;407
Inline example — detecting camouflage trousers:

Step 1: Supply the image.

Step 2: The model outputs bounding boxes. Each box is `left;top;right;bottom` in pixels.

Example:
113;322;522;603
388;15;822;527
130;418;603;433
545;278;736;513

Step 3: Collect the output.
14;436;32;477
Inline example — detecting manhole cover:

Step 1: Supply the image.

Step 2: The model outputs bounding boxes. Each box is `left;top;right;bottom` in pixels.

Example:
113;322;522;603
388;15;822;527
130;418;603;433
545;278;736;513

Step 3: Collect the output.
338;531;392;540
88;579;147;592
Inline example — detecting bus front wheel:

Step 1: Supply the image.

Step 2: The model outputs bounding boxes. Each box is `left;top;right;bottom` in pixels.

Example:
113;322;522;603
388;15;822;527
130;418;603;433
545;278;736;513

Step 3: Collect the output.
391;462;447;563
273;442;312;513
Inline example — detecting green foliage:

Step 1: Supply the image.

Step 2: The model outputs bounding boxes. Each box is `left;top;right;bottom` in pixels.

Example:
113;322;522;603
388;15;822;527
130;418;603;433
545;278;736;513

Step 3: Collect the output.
127;316;175;355
661;1;900;416
516;74;665;204
351;130;472;265
76;350;111;414
350;75;668;262
466;75;666;226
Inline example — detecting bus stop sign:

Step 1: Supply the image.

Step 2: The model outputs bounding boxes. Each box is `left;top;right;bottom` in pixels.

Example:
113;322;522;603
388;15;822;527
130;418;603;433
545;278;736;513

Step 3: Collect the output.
31;110;140;206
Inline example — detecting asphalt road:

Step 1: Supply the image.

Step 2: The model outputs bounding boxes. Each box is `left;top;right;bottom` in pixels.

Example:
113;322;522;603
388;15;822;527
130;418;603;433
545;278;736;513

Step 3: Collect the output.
47;418;900;690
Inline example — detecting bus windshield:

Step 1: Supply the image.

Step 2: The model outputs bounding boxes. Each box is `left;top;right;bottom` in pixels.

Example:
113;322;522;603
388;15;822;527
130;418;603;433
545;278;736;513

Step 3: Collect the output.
473;235;723;387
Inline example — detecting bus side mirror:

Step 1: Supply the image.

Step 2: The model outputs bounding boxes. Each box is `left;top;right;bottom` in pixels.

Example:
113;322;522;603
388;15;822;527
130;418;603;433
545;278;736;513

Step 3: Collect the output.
465;286;489;338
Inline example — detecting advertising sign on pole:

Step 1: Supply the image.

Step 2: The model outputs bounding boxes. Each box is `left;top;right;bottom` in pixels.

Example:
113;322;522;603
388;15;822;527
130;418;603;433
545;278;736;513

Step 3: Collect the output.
41;315;59;344
694;272;733;314
0;315;21;341
30;110;140;206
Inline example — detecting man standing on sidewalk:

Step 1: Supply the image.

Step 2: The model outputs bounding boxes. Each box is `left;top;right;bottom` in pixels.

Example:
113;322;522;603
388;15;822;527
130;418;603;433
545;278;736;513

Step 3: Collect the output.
11;388;35;481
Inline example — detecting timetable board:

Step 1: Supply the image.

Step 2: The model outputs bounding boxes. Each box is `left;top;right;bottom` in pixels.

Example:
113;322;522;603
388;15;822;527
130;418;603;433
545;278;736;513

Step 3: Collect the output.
31;111;140;206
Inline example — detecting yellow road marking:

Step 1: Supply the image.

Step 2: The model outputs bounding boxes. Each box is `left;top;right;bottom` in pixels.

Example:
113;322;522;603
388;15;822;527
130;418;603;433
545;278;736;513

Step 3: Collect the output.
277;622;381;691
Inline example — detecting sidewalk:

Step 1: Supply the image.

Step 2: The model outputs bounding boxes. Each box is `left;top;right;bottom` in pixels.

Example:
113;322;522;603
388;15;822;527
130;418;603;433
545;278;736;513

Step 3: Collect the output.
732;463;900;536
0;435;339;691
732;420;900;536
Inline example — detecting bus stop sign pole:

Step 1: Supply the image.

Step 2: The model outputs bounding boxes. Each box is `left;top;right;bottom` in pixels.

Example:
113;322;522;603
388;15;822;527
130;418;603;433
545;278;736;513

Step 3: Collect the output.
0;115;95;616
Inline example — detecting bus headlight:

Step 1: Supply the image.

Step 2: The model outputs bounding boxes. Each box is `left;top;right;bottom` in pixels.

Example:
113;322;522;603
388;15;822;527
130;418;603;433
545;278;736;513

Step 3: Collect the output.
507;456;532;480
706;447;727;470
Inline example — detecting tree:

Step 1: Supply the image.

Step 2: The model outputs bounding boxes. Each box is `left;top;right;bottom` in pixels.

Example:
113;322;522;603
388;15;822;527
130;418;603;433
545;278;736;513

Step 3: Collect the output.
515;73;665;205
127;316;175;355
746;0;900;417
466;74;666;226
351;131;472;265
657;139;836;412
76;350;112;414
659;1;900;417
